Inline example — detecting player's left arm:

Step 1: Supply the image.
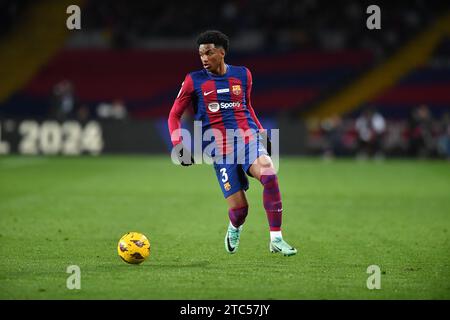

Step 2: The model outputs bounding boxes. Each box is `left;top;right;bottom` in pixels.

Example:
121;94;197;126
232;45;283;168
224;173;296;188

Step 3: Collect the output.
245;67;271;155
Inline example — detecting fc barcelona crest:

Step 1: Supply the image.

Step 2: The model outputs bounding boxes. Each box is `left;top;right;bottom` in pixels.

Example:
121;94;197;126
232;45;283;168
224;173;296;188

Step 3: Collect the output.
232;85;241;95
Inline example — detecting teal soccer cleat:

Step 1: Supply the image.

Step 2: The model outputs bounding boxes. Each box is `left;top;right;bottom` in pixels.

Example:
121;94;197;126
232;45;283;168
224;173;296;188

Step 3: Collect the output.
225;224;242;254
269;237;297;256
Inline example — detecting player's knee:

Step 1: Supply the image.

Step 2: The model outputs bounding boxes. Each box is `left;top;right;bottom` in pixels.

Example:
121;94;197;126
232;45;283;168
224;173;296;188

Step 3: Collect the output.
257;155;273;167
255;157;275;177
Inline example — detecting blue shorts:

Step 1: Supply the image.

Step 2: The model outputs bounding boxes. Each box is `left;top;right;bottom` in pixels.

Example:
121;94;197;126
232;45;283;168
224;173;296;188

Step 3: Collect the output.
213;136;268;198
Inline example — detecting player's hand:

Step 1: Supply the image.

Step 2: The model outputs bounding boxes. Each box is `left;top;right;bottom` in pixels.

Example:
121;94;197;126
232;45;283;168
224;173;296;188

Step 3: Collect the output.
259;130;272;156
175;144;195;166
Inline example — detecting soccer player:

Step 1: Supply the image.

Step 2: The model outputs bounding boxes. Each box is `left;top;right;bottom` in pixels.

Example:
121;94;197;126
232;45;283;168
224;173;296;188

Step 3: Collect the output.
168;30;297;256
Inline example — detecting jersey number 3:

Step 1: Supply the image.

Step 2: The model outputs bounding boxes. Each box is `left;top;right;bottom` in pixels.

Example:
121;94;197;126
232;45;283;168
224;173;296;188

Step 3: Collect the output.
220;168;228;183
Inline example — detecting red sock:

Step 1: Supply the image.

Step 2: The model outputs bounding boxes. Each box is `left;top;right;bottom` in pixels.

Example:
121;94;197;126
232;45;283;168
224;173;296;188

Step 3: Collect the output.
228;206;248;228
260;174;282;231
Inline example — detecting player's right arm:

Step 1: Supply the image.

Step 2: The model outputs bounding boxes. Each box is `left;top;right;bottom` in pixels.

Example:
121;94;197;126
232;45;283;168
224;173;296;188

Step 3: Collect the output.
168;74;195;166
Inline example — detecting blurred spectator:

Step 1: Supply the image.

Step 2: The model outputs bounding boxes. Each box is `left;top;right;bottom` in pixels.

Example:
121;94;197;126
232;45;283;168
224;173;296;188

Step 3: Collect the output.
76;104;91;122
97;99;128;120
50;80;76;120
407;105;435;158
111;99;128;119
383;119;408;156
437;112;450;160
355;108;386;159
320;115;343;159
307;113;450;159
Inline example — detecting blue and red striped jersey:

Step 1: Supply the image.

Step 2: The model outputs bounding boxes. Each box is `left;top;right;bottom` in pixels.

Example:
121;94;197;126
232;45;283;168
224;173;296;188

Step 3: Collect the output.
168;65;263;154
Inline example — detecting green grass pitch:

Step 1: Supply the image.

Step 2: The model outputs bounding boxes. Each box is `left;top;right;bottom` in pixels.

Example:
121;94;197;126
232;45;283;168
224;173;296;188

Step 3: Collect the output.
0;156;449;299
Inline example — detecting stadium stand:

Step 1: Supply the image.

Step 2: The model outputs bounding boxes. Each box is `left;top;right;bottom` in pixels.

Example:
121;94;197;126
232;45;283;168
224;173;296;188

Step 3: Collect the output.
0;0;449;158
0;48;374;118
370;37;450;118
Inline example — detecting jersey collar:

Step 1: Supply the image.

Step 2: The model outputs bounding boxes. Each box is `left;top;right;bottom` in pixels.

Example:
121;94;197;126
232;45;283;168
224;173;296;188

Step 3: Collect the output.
206;64;230;78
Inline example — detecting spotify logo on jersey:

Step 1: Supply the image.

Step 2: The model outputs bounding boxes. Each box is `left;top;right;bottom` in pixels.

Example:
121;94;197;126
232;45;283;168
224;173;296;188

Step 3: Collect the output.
208;102;241;112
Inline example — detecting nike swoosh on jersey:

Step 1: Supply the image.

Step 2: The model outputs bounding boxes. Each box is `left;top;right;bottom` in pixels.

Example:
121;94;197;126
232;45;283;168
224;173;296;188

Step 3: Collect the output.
203;90;214;96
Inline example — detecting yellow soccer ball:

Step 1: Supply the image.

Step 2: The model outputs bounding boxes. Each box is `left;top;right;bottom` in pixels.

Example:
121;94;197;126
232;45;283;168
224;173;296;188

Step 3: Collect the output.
117;232;151;264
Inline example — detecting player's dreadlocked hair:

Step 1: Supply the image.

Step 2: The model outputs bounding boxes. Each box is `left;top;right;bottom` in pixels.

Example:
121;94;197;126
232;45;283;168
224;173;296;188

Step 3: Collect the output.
196;30;229;53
